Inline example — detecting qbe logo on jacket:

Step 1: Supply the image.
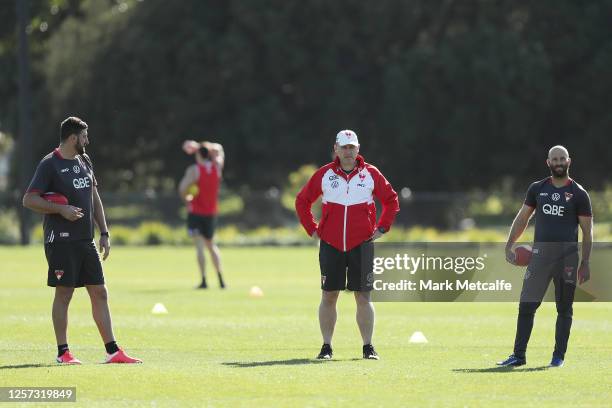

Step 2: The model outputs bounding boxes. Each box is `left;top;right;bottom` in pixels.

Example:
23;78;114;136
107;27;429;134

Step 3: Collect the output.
73;177;91;189
542;203;564;216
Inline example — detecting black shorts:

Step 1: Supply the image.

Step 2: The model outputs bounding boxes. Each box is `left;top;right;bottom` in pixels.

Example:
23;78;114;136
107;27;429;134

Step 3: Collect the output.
45;240;105;288
319;240;374;292
519;245;579;303
187;214;216;239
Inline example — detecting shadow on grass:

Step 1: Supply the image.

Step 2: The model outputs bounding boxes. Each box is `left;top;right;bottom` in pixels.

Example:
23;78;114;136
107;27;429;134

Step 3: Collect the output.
223;358;361;368
452;366;550;373
0;363;58;370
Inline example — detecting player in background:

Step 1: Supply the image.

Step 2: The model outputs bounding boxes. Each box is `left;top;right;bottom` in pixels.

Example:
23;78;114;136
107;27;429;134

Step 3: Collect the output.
22;116;141;364
499;145;592;368
296;130;399;360
179;140;226;289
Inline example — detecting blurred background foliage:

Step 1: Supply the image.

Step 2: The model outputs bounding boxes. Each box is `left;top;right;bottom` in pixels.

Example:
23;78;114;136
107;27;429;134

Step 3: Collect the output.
2;0;611;191
1;0;611;244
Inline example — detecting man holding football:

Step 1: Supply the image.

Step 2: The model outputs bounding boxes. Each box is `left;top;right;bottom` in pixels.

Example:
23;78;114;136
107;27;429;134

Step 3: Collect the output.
23;116;141;364
179;140;226;289
499;145;592;368
296;130;399;360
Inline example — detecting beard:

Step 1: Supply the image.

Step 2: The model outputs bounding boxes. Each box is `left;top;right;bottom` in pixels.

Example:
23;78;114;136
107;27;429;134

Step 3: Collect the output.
76;141;86;155
549;163;568;178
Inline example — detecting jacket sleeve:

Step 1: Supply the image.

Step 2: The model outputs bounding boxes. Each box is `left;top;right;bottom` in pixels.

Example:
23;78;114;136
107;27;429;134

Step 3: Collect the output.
295;169;324;236
26;159;52;194
370;166;399;231
524;182;538;208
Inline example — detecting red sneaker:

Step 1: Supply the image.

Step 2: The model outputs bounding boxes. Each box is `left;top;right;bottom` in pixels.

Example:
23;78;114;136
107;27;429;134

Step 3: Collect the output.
56;350;82;365
104;348;142;364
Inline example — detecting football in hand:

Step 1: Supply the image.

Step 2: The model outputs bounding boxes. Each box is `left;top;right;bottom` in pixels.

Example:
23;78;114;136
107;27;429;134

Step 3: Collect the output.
514;245;533;266
41;192;69;205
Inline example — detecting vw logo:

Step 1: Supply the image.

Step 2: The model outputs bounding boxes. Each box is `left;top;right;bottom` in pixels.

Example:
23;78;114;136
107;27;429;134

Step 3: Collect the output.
552;193;560;201
73;165;81;174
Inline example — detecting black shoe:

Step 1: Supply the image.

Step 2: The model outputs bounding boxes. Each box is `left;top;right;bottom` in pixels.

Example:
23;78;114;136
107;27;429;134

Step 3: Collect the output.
316;344;333;360
196;281;208;289
496;354;526;367
219;278;226;289
363;344;379;360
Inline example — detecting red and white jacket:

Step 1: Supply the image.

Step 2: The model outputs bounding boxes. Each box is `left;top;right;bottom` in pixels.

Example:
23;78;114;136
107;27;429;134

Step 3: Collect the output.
295;155;399;252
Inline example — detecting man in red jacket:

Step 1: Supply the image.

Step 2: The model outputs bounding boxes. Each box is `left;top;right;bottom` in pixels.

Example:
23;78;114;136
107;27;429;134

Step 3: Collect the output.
296;130;399;360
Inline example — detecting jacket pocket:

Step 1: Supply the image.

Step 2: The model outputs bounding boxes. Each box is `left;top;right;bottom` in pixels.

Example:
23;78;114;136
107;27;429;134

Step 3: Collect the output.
366;205;376;231
349;204;373;236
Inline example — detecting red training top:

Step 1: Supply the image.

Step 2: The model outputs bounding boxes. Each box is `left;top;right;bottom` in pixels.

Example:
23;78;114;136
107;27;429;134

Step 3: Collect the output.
188;162;221;216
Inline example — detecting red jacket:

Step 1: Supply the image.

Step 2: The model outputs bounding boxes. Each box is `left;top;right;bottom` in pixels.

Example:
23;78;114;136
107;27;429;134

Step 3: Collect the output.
295;155;399;252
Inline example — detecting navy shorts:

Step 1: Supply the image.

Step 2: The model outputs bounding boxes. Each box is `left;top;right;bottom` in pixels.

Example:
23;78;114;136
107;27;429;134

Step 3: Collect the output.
45;240;105;288
187;213;216;239
319;240;374;292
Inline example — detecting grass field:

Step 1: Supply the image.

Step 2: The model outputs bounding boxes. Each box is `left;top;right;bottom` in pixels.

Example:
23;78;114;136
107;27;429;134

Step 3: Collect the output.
1;246;610;407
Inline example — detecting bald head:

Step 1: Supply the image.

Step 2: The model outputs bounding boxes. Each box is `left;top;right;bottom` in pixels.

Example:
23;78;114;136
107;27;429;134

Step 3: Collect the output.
547;145;571;179
548;145;569;160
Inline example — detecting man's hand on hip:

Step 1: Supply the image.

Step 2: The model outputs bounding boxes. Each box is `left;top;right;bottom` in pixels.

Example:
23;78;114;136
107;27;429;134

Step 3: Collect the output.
371;229;384;241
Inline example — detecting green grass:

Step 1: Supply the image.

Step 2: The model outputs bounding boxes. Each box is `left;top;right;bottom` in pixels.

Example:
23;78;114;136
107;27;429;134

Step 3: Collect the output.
0;246;610;407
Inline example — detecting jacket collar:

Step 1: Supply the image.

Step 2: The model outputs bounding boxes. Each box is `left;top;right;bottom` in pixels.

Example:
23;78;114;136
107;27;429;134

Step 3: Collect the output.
53;148;65;159
333;154;365;178
546;176;573;187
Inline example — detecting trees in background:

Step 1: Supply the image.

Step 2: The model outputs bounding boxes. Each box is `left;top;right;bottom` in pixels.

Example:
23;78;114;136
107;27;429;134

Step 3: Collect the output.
2;0;611;192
